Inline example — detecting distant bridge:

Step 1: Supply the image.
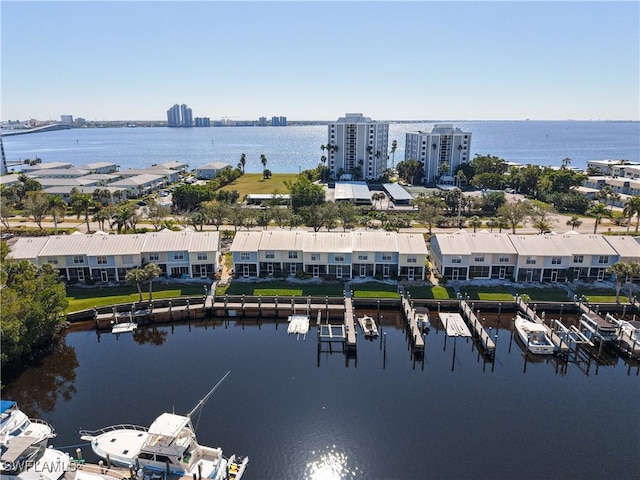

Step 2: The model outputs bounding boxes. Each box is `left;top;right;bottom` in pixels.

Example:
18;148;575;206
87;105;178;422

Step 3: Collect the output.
1;123;72;136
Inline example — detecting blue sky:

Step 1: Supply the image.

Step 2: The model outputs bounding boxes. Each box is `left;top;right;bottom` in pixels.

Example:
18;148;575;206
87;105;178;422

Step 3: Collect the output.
2;1;638;122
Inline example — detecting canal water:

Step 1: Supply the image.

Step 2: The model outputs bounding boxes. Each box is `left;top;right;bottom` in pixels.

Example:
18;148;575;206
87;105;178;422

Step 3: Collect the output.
3;310;639;480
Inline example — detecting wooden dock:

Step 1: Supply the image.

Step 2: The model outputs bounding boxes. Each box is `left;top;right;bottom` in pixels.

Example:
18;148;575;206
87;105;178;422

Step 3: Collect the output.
438;312;471;337
344;297;357;350
211;294;346;319
400;292;425;352
459;300;496;356
516;297;570;356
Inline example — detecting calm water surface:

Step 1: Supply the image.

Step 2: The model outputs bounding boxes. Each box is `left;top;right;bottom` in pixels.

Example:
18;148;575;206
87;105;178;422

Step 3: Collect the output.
3;121;639;174
3;310;639;480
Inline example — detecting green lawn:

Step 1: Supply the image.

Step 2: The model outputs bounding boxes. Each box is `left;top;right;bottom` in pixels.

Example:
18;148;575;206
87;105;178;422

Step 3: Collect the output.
219;173;299;198
66;284;207;312
217;281;345;297
352;282;400;299
459;286;513;301
405;285;456;299
515;287;571;302
574;287;629;304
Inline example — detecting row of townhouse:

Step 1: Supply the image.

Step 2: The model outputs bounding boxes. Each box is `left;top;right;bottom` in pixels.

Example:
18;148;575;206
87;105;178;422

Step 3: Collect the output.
430;232;640;283
230;230;429;281
579;175;640;207
6;230;220;282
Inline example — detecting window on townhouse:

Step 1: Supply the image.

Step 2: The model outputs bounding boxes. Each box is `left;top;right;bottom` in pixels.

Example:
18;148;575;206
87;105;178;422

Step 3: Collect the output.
499;256;509;263
573;255;584;264
334;254;345;262
382;253;392;261
173;252;184;260
97;256;108;265
197;252;207;261
48;257;58;265
122;255;133;264
526;257;536;265
474;256;485;262
598;255;609;264
149;252;159;261
288;251;298;259
407;256;417;263
73;255;84;264
451;257;462;264
265;251;275;259
551;257;562;265
240;252;250;261
358;254;368;261
311;253;320;261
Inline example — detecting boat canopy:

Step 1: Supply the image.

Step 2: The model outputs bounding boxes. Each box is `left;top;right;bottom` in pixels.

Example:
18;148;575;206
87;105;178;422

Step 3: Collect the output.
148;413;192;437
0;400;16;414
0;435;38;462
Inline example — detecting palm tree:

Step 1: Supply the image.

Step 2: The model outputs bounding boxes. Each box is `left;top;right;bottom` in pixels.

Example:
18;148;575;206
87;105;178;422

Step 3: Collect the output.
608;262;629;304
623;196;640;234
260;154;268;178
469;216;482;233
587;202;610;234
566;215;582;231
46;195;66;235
390;140;397;170
239;153;246;174
125;268;147;302
69;188;95;233
625;261;640;304
144;263;163;301
320;155;327;183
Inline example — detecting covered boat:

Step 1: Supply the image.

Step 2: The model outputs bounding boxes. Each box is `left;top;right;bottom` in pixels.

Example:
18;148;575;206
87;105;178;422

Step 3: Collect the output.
514;315;555;355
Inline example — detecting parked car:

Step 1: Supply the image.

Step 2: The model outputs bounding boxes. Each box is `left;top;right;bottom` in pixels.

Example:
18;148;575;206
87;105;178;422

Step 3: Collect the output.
136;200;147;207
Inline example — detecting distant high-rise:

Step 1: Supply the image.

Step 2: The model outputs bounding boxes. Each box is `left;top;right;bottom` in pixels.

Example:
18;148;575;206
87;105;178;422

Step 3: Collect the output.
195;117;211;127
271;116;287;126
60;115;73;126
258;117;268;126
327;113;389;181
404;124;472;184
167;103;193;127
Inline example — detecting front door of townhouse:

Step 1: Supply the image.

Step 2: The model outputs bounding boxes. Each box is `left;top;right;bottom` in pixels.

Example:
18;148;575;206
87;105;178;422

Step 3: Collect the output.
499;267;506;279
336;266;343;279
551;269;558;282
243;265;249;278
408;267;414;281
597;268;605;281
267;264;274;276
290;264;296;276
100;270;108;282
77;269;85;281
452;268;459;281
313;266;319;278
360;265;366;278
383;265;390;278
200;267;208;278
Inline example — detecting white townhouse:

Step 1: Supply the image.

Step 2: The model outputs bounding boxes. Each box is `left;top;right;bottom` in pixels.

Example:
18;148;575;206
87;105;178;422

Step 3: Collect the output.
26;168;90;178
257;230;306;277
430;232;639;283
22;162;73;172
303;232;353;279
77;162;119;174
327;113;389;181
429;233;518;281
141;230;220;279
6;230;220;282
110;174;166;197
404;124;472;185
230;230;428;280
118;167;180;184
195;162;233;180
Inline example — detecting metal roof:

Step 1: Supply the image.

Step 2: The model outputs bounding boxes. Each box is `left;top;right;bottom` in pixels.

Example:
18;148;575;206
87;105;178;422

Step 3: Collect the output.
507;235;573;257
383;183;413;201
303;232;353;253
433;233;518;255
352;231;398;252
396;233;429;255
604;235;640;258
195;162;232;170
334;182;371;201
230;231;263;253
258;230;306;251
5;236;51;260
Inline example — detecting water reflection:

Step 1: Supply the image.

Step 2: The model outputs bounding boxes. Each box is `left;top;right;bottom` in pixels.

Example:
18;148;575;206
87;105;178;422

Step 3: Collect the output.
132;326;168;345
2;340;78;415
305;446;358;480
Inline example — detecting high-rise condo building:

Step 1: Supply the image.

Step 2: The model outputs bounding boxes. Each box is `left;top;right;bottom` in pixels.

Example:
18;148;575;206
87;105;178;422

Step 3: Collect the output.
404;124;472;184
167;103;194;127
326;113;389;181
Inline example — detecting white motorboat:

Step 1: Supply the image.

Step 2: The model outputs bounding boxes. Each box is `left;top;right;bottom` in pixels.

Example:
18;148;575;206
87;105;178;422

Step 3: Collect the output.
79;371;248;480
414;307;431;331
111;312;137;334
514;314;555;355
358;315;379;338
580;312;618;343
0;400;56;447
1;438;71;480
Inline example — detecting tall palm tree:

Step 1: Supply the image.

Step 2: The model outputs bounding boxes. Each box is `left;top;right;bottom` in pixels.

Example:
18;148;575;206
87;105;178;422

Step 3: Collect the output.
390;140;397;170
320;155;327;183
587;202;610;234
623;196;640;234
607;262;630;304
70;188;95;233
46;195;67;235
144;263;163;301
469;216;482;233
260;154;268;178
240;153;246;174
625;261;640;304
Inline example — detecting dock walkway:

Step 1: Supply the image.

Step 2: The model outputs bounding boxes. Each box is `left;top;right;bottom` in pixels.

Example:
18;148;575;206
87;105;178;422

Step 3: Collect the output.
459;300;496;356
516;297;570;356
399;291;425;353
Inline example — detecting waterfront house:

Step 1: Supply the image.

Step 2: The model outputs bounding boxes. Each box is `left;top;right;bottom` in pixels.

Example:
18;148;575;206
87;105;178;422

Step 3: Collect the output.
6;230;220;282
77;162;119;174
110;174;166;197
302;231;353;279
229;231;262;278
194;162;233;180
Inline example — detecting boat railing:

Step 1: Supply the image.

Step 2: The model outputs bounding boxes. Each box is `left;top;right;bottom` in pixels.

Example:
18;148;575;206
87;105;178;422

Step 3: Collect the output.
74;461;130;479
79;424;148;438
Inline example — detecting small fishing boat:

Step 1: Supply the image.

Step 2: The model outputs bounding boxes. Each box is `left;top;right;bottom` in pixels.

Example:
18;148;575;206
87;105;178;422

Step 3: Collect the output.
414;307;431;331
80;371;247;480
111;312;137;334
358;315;379;338
580;312;618;343
514;314;555;355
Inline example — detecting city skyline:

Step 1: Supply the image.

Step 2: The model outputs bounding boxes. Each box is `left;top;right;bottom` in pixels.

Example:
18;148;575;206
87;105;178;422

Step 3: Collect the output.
2;1;638;122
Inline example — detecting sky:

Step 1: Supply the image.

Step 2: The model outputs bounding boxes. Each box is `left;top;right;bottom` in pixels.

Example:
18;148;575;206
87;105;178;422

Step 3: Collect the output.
1;1;639;122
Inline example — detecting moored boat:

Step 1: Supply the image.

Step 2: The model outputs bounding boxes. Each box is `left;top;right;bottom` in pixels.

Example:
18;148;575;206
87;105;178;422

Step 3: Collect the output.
606;313;640;358
0;400;56;447
111;312;137;334
358;315;379;338
514;314;555;355
79;371;247;480
414;307;431;331
580;312;618;343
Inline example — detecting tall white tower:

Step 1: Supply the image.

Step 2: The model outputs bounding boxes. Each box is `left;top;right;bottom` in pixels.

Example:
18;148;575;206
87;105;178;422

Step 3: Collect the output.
404;124;472;184
326;113;389;181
